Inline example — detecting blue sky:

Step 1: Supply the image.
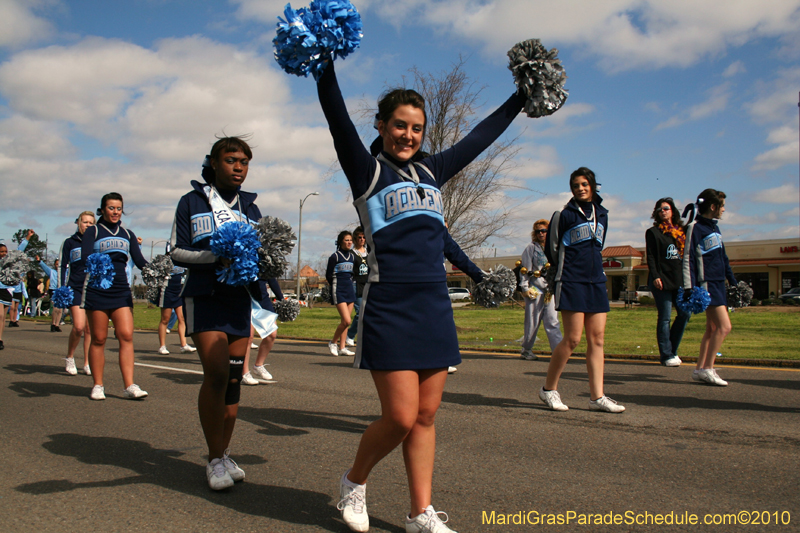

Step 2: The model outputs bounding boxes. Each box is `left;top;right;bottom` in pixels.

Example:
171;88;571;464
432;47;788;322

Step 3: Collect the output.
0;0;798;272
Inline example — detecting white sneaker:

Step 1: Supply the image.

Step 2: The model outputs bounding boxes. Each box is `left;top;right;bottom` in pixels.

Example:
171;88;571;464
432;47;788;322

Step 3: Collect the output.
663;356;681;367
250;343;258;349
83;365;92;376
242;372;259;386
89;384;105;401
698;368;727;386
180;345;197;353
65;357;78;375
447;366;457;374
691;369;703;382
122;384;148;399
339;347;355;356
405;505;457;533
345;337;356;347
520;350;538;361
158;346;169;355
589;395;626;413
252;365;273;380
222;448;245;482
539;387;568;411
337;470;368;532
165;328;171;334
711;369;728;386
328;342;340;356
206;458;234;490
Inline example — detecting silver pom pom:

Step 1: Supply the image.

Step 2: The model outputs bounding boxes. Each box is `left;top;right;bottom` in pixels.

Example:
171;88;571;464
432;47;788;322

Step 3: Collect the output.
474;265;517;308
508;39;568;118
0;250;31;286
255;216;297;279
141;254;174;303
274;298;301;322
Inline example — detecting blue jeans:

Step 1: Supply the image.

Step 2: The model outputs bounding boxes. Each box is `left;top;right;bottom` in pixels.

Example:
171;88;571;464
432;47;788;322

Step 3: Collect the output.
167;309;178;330
347;296;362;341
652;286;691;362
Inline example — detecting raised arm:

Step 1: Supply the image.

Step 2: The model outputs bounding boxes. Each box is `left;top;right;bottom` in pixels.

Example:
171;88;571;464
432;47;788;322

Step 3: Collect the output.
317;61;376;198
421;91;525;187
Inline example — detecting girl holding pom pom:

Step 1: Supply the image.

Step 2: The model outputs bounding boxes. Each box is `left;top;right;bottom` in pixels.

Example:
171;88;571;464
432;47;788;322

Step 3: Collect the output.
317;59;524;532
683;189;735;386
81;194;149;400
60;212;95;376
170;136;263;491
541;168;624;413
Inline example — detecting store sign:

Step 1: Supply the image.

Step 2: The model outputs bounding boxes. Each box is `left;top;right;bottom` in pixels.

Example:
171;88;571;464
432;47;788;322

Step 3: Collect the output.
780;246;799;253
602;258;623;268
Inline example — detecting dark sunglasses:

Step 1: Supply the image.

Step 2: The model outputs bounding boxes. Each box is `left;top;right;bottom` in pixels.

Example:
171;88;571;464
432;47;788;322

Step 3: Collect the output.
659;206;672;212
535;229;548;234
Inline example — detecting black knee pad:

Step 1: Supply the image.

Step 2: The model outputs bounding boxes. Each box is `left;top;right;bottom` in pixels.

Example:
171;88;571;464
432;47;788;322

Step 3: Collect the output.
225;356;244;405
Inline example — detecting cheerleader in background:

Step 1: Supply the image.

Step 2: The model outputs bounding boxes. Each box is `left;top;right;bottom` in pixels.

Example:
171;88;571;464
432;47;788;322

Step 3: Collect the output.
81;193;149;400
60;212;95;376
243;277;283;385
155;246;195;355
684;189;735;386
326;230;356;357
171;136;262;490
0;230;33;349
36;255;63;332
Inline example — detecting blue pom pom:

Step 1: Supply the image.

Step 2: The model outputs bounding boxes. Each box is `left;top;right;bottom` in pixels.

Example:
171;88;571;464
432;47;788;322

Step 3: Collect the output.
677;286;711;315
273;0;363;80
52;286;74;308
209;222;261;286
86;253;114;289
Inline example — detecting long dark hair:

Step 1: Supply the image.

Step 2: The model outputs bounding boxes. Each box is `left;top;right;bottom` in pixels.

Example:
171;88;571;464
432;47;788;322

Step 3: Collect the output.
569;167;598;201
697;188;726;216
651;197;683;227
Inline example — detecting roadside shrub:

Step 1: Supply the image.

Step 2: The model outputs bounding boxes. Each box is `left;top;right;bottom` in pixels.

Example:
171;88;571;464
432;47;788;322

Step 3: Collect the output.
784;298;798;306
750;298;760;306
638;296;655;306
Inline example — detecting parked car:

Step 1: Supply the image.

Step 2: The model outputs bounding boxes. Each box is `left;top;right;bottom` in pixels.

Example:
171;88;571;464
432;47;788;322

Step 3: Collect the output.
778;287;800;302
448;287;471;301
635;285;653;301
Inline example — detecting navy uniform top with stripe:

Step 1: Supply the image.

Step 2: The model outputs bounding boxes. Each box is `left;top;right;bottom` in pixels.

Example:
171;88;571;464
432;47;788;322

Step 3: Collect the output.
60;232;86;290
170;179;263;301
317;62;524;284
683;215;736;290
81;219;148;305
545;197;608;285
326;248;355;303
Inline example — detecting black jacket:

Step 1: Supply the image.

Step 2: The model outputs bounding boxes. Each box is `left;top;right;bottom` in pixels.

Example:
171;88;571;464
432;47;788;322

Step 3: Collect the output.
645;226;683;291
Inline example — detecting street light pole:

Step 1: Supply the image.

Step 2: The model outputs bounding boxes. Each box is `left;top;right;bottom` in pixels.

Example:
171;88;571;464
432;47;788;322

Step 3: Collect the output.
150;239;169;260
296;192;319;300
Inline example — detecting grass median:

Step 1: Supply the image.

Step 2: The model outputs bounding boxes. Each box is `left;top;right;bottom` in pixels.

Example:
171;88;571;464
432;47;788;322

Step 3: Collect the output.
125;302;799;361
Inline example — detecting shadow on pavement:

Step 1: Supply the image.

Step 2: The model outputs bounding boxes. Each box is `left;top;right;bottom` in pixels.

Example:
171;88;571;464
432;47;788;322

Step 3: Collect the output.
442;390;539;410
4;363;70;376
237;406;376;437
16;433;403;532
9;381;90;398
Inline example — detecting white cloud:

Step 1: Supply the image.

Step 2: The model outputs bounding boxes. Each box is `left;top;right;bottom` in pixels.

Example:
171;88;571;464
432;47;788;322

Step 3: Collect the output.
0;0;56;48
722;60;746;77
510;144;563;180
655;82;730;130
752;183;800;204
747;68;800;171
374;0;800;72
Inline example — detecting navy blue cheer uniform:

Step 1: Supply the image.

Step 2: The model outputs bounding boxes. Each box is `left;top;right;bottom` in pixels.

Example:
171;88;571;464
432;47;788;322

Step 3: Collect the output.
60;232;87;307
326;249;356;304
80;220;148;310
545;197;610;313
318;62;523;370
156;265;186;309
683;215;736;307
170;178;263;338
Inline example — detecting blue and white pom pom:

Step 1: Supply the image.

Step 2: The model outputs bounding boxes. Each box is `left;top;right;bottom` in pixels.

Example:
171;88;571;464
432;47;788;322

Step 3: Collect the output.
52;286;74;309
676;286;712;315
474;265;517;308
210;222;261;287
86;253;114;289
273;0;363;80
508;39;568;118
255;216;297;279
0;250;30;286
142;254;174;303
274;298;301;322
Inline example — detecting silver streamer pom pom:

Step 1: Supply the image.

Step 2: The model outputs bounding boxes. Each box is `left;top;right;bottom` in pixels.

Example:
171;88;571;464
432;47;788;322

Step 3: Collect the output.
141;254;174;303
274;298;301;322
0;250;30;286
727;281;754;308
474;265;517;308
256;216;297;279
508;38;568;118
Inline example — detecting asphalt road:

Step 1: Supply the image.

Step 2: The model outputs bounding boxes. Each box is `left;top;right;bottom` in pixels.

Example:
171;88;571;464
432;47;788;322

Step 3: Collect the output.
1;321;798;532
